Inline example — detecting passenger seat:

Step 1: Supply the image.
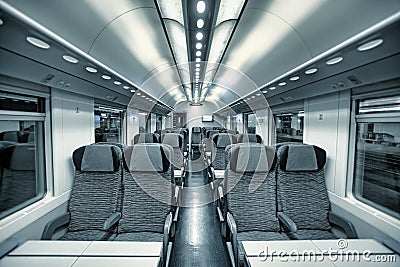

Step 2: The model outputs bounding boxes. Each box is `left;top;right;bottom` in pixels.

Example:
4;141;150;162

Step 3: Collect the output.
133;133;160;144
236;133;262;144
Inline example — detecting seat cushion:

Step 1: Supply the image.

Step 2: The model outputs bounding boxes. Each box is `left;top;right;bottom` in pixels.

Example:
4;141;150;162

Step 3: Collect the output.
237;231;289;266
60;230;111;241
114;232;163;241
288;229;336;240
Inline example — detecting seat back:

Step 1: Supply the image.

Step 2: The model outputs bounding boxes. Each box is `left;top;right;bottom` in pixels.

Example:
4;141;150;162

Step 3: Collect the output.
133;133;160;144
207;130;219;139
119;144;172;234
224;144;279;232
0;131;23;143
276;144;330;230
212;133;236;170
191;127;202;144
70;144;122;232
161;133;184;169
237;133;262;144
180;128;189;152
0;144;36;208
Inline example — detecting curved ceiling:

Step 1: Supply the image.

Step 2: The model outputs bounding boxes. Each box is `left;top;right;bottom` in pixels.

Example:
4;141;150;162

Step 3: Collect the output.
2;0;400;110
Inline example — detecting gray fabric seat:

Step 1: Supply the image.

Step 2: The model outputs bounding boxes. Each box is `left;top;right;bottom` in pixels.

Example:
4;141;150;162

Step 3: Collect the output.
223;144;289;266
0;131;23;143
42;144;122;241
161;133;184;170
116;143;176;265
212;133;236;170
276;144;335;240
191;126;202;153
236;133;262;144
133;133;160;144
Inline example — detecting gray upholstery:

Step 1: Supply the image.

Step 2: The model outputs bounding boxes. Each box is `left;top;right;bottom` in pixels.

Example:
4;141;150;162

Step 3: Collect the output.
212;133;236;170
66;144;122;240
277;144;332;239
114;232;163;241
229;145;273;173
207;130;219;138
0;131;21;143
133;133;159;144
60;230;112;241
237;133;262;144
161;133;183;149
116;143;172;239
81;145;114;172
286;145;318;171
126;144;169;172
288;229;335;240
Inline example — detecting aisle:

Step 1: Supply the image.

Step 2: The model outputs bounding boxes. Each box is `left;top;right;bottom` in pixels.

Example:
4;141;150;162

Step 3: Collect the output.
170;154;230;267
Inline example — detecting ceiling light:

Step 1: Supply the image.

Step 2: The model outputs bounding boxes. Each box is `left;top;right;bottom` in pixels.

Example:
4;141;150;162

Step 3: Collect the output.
63;55;78;64
251;96;256;98
197;19;204;28
196;58;201;62
197;1;206;13
262;90;268;94
131;90;136;93
114;81;122;85
357;39;383;51
246;97;251;100
305;68;318;74
146;97;149;100
195;68;200;71
141;95;146;98
123;86;130;89
289;76;300;81
278;82;287;86
256;93;261;96
326;56;343;65
26;36;50;49
196;32;203;40
196;51;201;57
269;86;276;90
196;43;202;49
101;74;111;80
85;66;98;73
137;92;141;96
196;63;200;67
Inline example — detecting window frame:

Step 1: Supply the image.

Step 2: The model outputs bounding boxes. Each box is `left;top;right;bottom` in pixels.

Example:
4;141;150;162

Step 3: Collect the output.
347;91;400;219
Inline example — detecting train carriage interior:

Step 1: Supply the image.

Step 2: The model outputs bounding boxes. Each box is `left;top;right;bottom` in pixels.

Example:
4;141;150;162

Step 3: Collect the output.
0;0;399;266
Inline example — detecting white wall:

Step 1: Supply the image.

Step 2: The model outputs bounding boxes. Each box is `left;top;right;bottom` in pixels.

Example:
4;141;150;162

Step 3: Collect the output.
52;89;94;196
255;109;270;144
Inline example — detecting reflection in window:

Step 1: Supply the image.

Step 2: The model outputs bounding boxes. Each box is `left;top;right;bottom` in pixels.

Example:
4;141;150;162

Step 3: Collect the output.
353;96;400;219
274;111;304;143
244;113;256;134
94;106;124;143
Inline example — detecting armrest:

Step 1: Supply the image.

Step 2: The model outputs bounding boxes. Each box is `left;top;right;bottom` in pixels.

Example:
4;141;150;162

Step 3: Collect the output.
227;212;238;267
163;212;173;266
41;212;71;240
103;212;121;231
0;237;20;259
328;211;357;238
277;212;297;233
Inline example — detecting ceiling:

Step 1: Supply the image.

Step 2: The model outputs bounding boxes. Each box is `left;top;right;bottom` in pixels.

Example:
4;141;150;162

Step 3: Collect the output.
0;0;399;112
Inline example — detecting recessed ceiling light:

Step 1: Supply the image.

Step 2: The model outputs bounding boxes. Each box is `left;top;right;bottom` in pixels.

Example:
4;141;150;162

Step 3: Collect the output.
196;63;200;67
290;76;300;81
256;93;261;96
63;55;79;64
196;58;201;62
136;92;141;96
141;95;146;98
196;51;201;57
305;68;318;74
114;81;122;85
278;82;287;86
85;66;98;73
197;1;206;13
326;56;343;65
196;43;202;49
146;97;149;100
196;32;203;40
197;19;204;28
195;68;200;71
251;96;256;98
101;74;111;80
123;86;130;89
26;36;50;49
357;39;383;51
0;18;3;26
130;90;135;93
262;90;268;94
269;86;276;90
195;71;199;74
246;98;251;100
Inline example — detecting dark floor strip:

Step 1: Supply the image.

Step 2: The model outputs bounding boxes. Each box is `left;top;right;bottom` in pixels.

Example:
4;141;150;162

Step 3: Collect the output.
170;153;230;267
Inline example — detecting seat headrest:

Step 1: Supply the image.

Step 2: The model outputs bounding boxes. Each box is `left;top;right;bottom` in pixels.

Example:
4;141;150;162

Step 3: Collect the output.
207;130;219;138
73;144;121;172
124;144;171;172
213;133;236;148
161;133;183;148
230;144;275;173
134;133;159;144
0;131;22;143
278;144;326;171
237;134;262;143
192;127;201;133
0;144;36;171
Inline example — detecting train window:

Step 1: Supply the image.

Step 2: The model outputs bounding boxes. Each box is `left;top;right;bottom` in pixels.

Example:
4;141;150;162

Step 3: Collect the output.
274;111;304;143
0;92;46;219
94;106;124;143
244;113;256;134
353;95;400;219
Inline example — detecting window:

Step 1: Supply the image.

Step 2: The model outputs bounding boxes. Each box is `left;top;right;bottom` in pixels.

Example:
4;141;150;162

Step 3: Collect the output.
0;91;46;219
244;113;256;134
353;95;400;219
274;111;304;143
94;106;124;143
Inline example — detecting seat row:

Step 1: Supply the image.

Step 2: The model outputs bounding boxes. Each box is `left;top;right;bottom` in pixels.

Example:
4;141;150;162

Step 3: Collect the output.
215;142;358;267
41;143;181;267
